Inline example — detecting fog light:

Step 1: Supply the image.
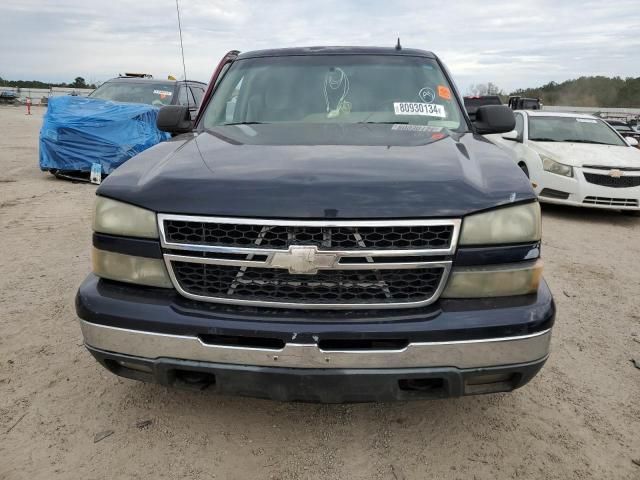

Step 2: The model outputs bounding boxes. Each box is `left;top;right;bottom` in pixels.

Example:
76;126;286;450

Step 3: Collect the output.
118;361;153;373
464;373;516;395
465;373;512;385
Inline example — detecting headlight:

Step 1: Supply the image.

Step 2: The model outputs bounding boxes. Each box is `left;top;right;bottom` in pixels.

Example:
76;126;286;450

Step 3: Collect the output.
93;197;158;238
92;248;172;288
459;202;541;246
541;155;573;177
442;260;543;298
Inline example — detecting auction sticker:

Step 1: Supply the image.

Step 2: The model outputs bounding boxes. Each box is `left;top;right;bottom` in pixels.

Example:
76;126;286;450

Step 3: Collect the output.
437;85;451;100
153;89;173;96
394;102;446;117
391;124;442;132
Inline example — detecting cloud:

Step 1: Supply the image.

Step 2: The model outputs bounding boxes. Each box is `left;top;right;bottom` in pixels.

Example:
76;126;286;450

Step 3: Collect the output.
1;0;639;92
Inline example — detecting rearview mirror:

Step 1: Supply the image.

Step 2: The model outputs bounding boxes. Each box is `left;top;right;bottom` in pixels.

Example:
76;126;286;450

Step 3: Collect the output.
474;105;516;135
502;130;520;142
626;137;639;147
157;105;193;134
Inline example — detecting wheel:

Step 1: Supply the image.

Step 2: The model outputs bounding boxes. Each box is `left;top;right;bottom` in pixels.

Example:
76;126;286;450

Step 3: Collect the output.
518;162;530;178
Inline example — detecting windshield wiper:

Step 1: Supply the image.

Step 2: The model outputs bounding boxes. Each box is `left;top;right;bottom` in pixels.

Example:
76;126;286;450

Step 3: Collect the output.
564;139;612;145
530;137;558;142
222;121;269;126
357;121;409;124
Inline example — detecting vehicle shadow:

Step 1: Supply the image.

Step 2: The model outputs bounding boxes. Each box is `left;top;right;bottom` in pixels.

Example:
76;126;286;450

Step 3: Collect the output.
108;379;534;476
118;378;522;431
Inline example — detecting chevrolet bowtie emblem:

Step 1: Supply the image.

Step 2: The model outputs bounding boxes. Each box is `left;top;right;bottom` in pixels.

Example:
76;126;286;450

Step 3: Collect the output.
269;246;338;274
609;169;623;178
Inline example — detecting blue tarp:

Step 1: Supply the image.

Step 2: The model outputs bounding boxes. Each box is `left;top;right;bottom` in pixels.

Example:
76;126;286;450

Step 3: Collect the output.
39;96;170;174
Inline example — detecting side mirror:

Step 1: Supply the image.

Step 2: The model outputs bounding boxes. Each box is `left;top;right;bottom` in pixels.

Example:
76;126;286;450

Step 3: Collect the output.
157;105;193;134
502;129;520;142
626;137;639;147
474;105;516;135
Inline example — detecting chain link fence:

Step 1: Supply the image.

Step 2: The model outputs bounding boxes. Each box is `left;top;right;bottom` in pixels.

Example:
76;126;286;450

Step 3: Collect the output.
0;86;94;105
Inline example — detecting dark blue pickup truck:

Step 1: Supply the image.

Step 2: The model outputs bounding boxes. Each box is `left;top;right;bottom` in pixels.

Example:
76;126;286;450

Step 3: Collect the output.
76;46;554;402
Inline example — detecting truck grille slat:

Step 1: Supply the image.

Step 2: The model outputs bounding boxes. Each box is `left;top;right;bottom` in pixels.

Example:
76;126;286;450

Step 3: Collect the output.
164;220;454;250
172;263;444;305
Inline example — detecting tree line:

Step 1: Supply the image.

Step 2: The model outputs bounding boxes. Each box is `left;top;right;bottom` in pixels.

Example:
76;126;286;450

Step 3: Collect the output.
510;76;640;108
470;76;640;108
0;76;97;90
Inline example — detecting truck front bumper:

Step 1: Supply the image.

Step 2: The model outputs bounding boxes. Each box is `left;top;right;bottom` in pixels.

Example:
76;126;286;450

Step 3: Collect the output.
76;274;555;402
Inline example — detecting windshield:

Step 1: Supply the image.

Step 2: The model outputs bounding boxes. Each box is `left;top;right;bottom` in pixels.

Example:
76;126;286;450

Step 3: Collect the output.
89;81;176;106
528;116;626;146
202;55;465;130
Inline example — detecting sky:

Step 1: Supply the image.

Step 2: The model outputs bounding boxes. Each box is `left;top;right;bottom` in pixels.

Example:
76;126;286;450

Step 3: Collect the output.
1;0;639;93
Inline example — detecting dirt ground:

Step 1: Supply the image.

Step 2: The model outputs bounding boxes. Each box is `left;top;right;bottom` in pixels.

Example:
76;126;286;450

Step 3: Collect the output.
0;105;638;480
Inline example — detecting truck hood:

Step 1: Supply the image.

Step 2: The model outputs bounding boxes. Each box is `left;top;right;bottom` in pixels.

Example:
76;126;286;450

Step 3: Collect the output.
98;123;535;219
530;141;640;168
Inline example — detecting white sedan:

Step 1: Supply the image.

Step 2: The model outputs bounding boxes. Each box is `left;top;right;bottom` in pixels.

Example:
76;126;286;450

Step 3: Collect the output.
488;111;640;211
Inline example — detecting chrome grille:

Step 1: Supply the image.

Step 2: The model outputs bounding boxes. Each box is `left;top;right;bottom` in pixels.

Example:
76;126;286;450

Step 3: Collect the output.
172;262;445;305
159;215;460;310
163;220;454;250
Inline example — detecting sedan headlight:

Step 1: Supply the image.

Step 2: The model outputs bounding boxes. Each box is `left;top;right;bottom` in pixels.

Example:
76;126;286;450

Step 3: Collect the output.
93;196;158;238
459;202;541;246
541;155;573;177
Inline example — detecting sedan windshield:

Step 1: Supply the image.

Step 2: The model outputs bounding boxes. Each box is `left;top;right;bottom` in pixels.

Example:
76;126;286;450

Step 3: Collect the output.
90;82;176;106
528;116;626;146
202;55;465;130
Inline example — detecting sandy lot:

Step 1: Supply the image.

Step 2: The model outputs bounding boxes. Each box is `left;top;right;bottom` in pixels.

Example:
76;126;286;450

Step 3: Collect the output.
0;105;639;480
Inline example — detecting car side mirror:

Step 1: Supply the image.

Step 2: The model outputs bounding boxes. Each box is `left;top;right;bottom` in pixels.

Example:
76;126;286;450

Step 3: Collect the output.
157;105;193;134
626;137;639;147
474;105;516;135
502;129;520;142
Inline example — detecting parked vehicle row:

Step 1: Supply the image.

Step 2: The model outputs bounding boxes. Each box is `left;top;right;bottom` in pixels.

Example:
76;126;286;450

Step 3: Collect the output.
0;90;18;104
507;96;542;110
488;111;640;212
461;96;640;212
462;95;542;118
606;120;640;147
462;95;501;121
